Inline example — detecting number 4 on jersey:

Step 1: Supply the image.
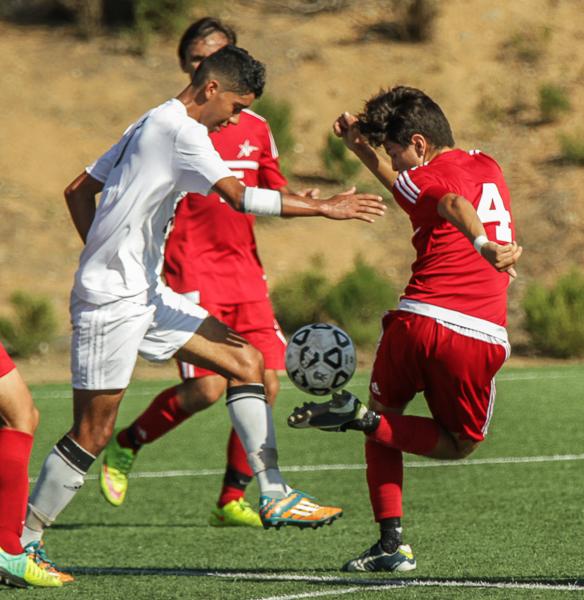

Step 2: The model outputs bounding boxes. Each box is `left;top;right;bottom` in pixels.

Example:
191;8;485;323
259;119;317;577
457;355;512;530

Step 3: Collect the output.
477;183;512;242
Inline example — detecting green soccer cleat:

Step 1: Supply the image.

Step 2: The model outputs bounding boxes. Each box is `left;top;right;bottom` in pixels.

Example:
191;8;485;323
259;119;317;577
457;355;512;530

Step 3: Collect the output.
100;431;136;506
209;498;262;528
0;547;63;588
341;541;417;573
287;390;368;431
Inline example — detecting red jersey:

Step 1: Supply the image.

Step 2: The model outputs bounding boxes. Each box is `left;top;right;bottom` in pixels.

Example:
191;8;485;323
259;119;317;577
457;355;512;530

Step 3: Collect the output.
163;109;287;304
392;149;514;327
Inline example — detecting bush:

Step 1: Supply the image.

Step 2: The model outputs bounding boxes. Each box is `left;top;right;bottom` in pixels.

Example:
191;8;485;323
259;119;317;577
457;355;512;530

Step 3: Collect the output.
252;95;295;171
0;292;57;358
321;133;361;183
558;133;584;166
539;84;570;123
271;256;330;334
523;270;584;357
503;27;551;65
324;256;396;347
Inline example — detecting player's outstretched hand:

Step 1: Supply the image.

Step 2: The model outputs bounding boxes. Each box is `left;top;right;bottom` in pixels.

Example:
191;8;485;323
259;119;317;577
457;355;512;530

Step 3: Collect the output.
320;186;386;223
333;112;367;152
481;240;523;279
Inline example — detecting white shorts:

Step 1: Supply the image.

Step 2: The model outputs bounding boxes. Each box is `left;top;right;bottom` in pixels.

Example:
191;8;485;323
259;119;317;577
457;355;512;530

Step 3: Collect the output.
70;285;208;390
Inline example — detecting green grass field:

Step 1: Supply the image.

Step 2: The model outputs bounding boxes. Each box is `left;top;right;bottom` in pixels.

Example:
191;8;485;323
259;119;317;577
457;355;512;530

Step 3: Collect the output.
6;365;584;598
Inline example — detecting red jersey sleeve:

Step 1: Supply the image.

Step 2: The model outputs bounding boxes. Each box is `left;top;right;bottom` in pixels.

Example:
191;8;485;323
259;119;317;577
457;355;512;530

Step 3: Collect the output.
257;122;288;190
393;168;453;224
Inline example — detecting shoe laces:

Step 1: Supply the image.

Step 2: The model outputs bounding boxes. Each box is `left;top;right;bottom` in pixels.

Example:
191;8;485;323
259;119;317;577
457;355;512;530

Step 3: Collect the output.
112;447;135;474
237;499;255;514
26;541;58;570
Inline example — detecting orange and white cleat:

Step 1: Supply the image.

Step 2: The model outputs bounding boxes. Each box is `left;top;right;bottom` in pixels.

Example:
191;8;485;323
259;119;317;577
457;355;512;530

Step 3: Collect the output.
259;490;342;530
24;541;74;584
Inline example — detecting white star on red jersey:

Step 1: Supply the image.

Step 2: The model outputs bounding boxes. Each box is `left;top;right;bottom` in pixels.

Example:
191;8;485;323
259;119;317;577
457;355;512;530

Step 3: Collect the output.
237;139;259;158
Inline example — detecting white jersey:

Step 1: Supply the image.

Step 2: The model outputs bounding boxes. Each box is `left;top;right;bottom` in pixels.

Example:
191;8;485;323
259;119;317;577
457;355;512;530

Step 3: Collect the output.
73;98;233;305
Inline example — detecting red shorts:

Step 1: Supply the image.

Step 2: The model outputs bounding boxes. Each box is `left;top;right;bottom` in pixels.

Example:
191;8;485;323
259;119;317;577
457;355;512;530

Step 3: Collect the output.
0;343;16;378
178;297;286;380
369;311;508;442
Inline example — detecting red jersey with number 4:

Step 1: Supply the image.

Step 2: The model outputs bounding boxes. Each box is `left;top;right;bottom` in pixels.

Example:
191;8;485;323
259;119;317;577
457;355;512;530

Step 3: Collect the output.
392;149;514;327
163;109;287;304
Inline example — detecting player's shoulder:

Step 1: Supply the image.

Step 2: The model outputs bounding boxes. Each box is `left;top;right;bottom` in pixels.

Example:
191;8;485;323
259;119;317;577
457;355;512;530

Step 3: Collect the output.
465;148;503;172
394;161;437;203
240;109;272;133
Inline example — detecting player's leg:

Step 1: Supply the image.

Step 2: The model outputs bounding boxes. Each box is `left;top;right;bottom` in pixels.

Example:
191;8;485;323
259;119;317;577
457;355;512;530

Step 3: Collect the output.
22;295;150;579
211;368;279;528
212;304;285;525
0;348;61;588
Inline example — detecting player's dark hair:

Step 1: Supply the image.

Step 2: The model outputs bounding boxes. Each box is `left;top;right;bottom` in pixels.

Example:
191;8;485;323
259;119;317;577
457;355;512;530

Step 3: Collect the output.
192;45;265;98
177;17;237;63
358;86;455;148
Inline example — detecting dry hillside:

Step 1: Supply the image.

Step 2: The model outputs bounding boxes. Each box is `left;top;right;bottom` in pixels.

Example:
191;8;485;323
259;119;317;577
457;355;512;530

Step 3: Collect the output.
1;0;584;371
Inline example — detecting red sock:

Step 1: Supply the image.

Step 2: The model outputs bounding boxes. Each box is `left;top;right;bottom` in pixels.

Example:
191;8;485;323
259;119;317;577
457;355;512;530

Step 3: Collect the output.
368;413;440;456
118;386;190;449
218;429;253;507
365;438;403;520
0;428;33;555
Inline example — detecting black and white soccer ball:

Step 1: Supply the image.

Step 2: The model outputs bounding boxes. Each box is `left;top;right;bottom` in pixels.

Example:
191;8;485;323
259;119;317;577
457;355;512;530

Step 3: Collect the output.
285;323;356;396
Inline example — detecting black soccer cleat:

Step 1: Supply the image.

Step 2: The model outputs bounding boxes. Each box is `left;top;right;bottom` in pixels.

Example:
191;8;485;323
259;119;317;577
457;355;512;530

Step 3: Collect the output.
287;390;368;431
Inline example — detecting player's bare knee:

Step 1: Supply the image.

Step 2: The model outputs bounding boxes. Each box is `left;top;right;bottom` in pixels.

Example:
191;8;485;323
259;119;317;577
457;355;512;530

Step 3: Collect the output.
452;438;480;459
179;377;225;413
232;344;264;383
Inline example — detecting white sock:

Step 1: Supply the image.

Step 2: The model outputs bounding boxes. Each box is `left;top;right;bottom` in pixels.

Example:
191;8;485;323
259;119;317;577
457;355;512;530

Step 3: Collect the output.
23;435;95;544
226;384;290;498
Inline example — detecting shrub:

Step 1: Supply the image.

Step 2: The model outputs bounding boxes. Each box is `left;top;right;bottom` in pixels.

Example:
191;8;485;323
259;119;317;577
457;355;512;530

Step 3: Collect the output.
539;84;570;123
271;256;331;334
321;133;361;183
503;27;551;65
324;256;396;347
0;292;58;358
523;270;584;357
252;95;295;171
558;133;584;166
399;0;439;42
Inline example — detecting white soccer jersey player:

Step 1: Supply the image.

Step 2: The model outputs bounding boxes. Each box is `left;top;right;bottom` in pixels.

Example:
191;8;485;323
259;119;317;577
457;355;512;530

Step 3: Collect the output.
70;99;234;389
75;98;233;306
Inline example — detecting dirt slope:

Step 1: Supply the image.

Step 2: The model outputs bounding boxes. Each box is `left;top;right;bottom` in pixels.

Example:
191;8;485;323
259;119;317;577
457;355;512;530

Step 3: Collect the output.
1;0;583;355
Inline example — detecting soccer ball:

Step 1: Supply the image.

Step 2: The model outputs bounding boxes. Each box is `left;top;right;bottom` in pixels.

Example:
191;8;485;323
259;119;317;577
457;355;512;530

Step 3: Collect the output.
285;323;356;396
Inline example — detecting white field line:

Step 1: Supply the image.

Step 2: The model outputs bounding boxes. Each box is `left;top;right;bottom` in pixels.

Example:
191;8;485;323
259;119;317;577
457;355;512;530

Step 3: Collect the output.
67;567;584;594
251;578;584;600
28;370;584;400
29;452;584;484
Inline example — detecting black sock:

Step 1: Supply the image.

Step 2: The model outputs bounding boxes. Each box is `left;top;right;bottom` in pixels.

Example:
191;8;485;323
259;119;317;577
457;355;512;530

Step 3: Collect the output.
379;517;402;553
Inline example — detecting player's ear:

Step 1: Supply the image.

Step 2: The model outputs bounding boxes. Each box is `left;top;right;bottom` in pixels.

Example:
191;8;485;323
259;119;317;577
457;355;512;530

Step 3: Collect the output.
204;79;220;100
412;134;426;158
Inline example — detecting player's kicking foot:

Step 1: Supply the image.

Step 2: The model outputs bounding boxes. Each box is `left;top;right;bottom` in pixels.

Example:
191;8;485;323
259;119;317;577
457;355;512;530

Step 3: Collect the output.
342;541;416;573
100;432;136;506
259;490;342;530
24;540;74;583
288;390;375;432
0;547;62;588
209;498;262;528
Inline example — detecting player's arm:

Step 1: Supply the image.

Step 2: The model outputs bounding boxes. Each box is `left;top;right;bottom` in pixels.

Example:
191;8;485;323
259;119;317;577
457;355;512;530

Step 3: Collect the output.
333;112;397;189
437;193;522;277
64;171;104;243
212;177;385;222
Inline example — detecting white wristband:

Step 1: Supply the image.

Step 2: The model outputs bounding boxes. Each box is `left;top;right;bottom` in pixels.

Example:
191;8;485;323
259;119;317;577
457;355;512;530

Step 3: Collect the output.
473;235;489;254
242;187;282;216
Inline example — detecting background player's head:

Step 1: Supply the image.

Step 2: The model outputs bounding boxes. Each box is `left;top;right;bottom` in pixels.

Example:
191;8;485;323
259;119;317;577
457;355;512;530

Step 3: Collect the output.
358;86;455;172
178;17;236;77
191;45;265;132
